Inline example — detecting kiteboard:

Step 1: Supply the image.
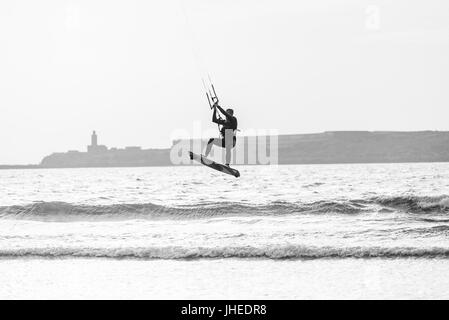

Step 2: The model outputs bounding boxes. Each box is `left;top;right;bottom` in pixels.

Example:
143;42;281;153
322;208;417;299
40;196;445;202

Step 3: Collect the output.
189;151;240;178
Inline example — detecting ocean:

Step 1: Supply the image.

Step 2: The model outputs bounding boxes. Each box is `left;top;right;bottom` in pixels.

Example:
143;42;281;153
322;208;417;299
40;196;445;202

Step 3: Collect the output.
1;163;449;299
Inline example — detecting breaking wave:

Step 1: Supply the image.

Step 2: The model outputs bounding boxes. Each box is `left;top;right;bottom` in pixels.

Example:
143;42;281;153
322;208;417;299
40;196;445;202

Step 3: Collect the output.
1;245;449;260
0;195;448;221
374;195;449;213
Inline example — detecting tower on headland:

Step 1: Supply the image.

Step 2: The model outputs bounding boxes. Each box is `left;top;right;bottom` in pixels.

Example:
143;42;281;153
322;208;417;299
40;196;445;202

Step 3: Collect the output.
87;130;108;153
91;130;98;147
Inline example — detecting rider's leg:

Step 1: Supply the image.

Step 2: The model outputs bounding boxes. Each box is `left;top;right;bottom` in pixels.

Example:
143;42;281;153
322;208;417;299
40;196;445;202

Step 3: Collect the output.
224;130;235;166
205;138;215;157
205;138;223;157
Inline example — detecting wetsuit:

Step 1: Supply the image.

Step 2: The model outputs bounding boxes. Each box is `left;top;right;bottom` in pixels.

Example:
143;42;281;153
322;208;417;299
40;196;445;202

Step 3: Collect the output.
205;105;238;165
214;107;238;147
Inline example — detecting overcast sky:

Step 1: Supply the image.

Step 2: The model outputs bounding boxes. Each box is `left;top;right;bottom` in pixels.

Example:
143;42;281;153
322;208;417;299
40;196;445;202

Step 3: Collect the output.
0;0;448;164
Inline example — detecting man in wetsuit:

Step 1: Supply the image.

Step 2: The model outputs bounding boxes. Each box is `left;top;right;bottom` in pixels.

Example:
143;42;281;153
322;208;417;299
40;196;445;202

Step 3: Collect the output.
204;101;238;166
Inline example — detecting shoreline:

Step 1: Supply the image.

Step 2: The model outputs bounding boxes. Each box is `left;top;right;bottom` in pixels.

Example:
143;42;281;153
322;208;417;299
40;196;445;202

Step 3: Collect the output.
2;160;449;170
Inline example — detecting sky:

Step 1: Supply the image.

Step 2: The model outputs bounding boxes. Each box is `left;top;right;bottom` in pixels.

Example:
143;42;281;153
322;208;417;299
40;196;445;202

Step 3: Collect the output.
0;0;448;164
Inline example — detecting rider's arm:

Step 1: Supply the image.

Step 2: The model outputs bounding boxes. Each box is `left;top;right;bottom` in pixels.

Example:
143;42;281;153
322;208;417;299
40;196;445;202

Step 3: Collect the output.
212;106;226;125
216;105;232;119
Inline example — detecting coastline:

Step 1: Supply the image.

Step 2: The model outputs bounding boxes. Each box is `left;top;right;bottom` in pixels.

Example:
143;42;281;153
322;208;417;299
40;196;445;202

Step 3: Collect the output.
2;159;449;170
3;130;449;169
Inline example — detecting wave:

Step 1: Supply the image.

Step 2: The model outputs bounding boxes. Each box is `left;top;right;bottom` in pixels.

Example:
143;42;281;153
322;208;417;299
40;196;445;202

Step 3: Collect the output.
0;201;367;220
1;245;449;260
374;195;449;213
0;195;448;221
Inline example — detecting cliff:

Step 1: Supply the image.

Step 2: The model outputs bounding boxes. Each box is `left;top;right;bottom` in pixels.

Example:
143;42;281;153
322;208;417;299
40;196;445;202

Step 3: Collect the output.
277;131;449;164
40;148;171;168
176;131;449;165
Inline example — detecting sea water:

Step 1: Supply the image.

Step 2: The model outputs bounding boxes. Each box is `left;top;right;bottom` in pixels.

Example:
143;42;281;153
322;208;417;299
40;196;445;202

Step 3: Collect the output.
0;163;448;299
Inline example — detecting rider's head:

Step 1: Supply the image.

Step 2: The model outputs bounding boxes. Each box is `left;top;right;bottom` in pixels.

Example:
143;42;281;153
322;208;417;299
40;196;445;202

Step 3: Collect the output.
226;108;234;116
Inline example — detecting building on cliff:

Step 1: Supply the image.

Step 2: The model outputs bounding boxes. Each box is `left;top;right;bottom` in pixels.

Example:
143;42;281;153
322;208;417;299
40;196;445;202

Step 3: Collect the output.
40;131;170;168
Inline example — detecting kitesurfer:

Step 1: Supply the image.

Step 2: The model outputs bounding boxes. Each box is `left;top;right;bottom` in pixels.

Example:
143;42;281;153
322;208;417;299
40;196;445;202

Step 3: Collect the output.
204;101;238;166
